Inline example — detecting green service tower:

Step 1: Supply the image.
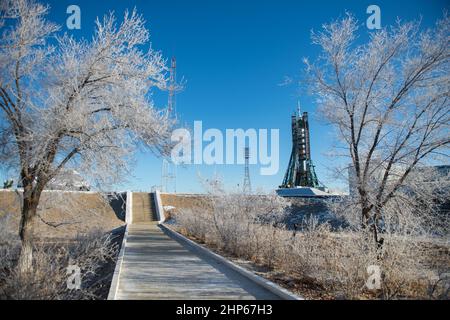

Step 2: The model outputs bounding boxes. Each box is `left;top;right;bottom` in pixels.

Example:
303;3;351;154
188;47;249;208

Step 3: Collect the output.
280;105;320;189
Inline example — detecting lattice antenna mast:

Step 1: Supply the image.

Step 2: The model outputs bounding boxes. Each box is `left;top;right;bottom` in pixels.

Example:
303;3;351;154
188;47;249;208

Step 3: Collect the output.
161;159;168;192
243;147;252;194
162;159;176;193
168;57;177;115
161;57;178;193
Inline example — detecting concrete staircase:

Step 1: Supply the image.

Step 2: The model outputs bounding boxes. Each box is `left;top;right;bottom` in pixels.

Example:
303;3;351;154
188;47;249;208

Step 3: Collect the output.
110;192;285;300
132;192;158;223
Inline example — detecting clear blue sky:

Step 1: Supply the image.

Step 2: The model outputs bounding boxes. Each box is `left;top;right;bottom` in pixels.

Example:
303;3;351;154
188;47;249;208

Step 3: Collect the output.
5;0;449;193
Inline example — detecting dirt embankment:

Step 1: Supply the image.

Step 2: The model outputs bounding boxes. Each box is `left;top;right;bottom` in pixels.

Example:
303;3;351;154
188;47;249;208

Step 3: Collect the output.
160;193;213;219
159;193;344;229
0;190;125;240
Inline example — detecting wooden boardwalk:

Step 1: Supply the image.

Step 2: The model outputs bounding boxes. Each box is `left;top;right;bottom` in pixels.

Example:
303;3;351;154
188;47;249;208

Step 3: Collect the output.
114;222;280;300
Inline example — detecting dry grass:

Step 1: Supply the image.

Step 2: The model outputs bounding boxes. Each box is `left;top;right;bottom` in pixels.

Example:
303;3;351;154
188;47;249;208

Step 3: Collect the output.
0;190;125;300
0;228;120;300
171;192;450;300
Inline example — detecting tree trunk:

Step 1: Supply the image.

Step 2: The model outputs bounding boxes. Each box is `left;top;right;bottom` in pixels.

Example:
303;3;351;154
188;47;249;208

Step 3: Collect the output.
360;202;385;257
361;205;371;229
373;207;385;260
18;183;42;273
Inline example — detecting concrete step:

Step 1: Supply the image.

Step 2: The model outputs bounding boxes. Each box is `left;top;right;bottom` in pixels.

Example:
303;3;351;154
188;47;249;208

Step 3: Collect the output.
131;192;158;223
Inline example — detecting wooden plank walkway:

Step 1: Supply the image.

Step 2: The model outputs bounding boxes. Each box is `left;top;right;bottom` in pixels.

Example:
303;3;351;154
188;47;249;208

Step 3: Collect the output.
114;222;280;300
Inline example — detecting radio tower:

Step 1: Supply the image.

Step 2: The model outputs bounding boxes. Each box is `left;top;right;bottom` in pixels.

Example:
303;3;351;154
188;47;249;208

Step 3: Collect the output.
161;57;178;192
168;57;177;115
162;159;176;193
243;147;252;194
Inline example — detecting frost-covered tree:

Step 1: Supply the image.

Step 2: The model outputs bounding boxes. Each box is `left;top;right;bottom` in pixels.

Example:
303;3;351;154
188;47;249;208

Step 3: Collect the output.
0;0;174;271
304;14;449;245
